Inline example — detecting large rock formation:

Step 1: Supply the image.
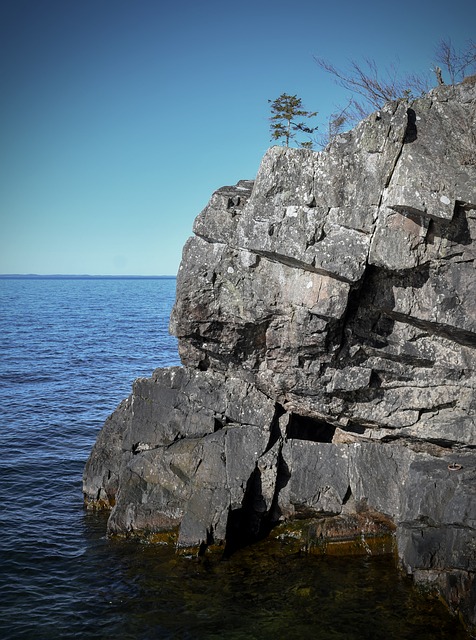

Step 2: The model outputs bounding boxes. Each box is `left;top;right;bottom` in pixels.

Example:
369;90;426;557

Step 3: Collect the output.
84;80;476;630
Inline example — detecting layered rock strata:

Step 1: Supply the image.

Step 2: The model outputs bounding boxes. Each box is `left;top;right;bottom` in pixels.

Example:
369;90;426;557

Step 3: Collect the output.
84;80;476;630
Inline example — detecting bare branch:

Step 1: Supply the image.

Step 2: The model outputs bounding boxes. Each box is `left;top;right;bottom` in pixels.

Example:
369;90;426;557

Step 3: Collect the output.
315;56;429;118
318;99;353;148
435;38;476;84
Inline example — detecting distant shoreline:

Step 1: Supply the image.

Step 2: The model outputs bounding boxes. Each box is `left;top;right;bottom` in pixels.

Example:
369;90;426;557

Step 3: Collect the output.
0;274;176;280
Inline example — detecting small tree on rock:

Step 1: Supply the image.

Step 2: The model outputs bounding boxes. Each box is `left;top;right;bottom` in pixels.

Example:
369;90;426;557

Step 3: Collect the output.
268;93;318;148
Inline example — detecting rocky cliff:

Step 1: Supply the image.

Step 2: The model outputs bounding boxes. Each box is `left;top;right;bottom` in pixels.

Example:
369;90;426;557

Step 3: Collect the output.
84;80;476;630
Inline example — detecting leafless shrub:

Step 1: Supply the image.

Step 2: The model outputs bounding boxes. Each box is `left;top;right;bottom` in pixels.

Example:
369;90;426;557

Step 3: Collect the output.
435;38;476;85
318;100;353;148
314;56;430;123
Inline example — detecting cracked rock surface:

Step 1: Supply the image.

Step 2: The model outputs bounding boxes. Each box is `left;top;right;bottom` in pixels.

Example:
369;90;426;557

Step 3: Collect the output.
84;80;476;630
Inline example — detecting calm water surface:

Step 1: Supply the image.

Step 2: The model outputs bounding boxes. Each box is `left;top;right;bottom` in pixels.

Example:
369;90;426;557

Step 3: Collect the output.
0;277;469;639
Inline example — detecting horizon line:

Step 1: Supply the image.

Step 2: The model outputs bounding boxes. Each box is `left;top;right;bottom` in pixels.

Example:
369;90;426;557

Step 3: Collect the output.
0;273;177;279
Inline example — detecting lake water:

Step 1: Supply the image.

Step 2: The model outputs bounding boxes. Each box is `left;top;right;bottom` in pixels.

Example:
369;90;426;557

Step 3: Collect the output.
0;276;469;639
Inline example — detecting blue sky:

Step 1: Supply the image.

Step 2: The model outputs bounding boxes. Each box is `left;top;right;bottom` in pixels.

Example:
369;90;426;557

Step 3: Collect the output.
1;0;475;275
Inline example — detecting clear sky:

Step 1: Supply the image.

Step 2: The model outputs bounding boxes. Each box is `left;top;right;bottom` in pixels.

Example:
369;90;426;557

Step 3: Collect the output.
1;0;475;275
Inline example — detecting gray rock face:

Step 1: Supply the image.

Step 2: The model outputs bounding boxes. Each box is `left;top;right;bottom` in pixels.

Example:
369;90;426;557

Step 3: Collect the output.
84;80;476;630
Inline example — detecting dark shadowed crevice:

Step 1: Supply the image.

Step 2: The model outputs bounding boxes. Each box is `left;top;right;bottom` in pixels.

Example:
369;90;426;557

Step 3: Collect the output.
198;354;210;371
342;485;353;505
286;413;336;442
340;262;432;357
268;446;291;523
264;403;286;454
223;431;292;558
342;422;366;435
403;108;418;143
223;466;267;557
214;418;224;432
380;433;475;450
327;279;367;363
214;414;233;432
384;310;476;348
198;527;215;556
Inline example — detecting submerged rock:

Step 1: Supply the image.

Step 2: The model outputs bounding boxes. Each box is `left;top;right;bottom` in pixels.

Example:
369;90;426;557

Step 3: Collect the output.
84;79;476;632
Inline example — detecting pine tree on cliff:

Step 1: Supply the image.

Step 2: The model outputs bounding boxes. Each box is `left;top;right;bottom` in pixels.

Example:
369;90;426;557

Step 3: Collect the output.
268;94;318;148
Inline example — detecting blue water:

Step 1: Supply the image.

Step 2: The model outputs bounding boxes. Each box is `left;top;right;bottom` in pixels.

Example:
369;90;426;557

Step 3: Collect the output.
0;276;469;639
